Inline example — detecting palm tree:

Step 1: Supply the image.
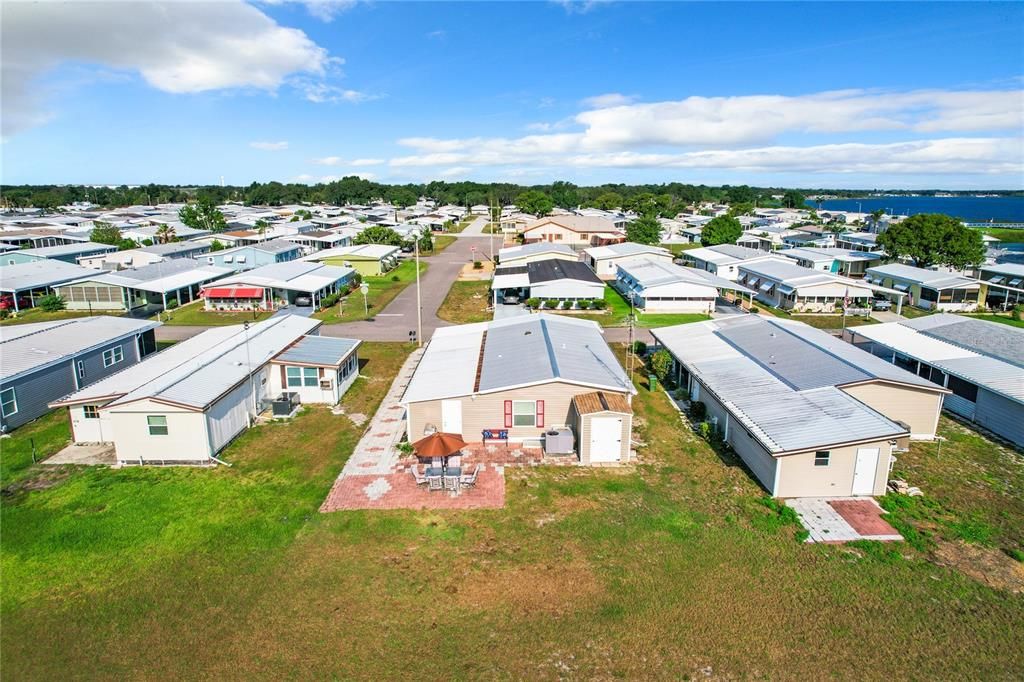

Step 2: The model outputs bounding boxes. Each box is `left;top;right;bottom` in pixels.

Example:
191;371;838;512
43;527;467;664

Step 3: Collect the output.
154;223;176;244
254;218;270;238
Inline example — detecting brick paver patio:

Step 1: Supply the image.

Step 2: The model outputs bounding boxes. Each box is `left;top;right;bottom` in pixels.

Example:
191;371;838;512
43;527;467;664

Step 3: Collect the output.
787;497;903;543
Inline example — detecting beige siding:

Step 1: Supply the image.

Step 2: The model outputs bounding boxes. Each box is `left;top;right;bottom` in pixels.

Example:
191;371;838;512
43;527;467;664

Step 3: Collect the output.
577;410;632;464
407;382;630;446
840;381;944;439
694;379;778;491
774;440;892;498
105;399;211;463
523;224;590;247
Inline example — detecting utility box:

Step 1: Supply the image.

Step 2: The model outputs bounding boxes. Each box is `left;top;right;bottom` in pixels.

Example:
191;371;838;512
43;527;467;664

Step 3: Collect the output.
271;392;300;417
543;428;575;455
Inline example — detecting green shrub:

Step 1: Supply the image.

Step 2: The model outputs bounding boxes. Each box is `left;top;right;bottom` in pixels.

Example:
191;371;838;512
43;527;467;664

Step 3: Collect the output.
673;388;689;401
0;309;9;320
472;260;483;269
591;298;607;310
1013;304;1023;322
165;298;179;310
690;400;707;421
391;275;400;282
650;349;673;383
577;299;591;310
38;294;66;312
632;340;648;356
545;299;560;309
526;297;541;309
697;421;712;440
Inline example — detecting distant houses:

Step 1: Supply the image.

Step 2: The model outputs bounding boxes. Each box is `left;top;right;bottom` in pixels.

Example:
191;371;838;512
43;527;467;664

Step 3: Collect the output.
303;244;401;276
521;216;626;249
865;264;981;312
200;261;355;311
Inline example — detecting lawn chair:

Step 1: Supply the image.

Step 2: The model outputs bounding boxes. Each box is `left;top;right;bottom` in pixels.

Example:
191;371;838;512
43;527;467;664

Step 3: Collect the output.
427;475;443;492
410;466;428;486
444;473;461;491
459;465;480;489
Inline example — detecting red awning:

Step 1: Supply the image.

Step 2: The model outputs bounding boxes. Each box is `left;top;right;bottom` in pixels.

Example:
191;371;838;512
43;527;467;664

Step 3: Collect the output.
203;286;264;298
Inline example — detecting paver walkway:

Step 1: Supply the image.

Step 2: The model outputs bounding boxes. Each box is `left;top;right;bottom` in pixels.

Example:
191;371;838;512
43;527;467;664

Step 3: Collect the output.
338;347;424;477
787;497;902;543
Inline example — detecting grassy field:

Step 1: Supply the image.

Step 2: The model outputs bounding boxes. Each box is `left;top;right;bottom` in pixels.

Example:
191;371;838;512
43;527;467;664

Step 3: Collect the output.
437;280;492;324
1;342;1022;678
432;235;457;252
313;260;427;324
570;286;711;328
0;308;98;326
661;242;702;255
155;300;274;326
976;227;1024;243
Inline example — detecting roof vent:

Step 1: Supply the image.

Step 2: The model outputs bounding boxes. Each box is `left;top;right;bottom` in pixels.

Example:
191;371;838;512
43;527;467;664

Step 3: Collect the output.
524;330;532;335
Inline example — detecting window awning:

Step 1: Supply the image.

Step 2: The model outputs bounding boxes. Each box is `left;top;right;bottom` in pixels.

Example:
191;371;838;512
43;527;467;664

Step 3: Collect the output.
1009;278;1023;287
746;277;760;288
759;281;774;292
892;282;910;291
203;286;264;298
988;276;1005;284
777;284;795;295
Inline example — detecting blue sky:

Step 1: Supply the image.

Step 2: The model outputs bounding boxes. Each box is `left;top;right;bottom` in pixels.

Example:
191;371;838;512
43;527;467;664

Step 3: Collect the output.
2;1;1022;188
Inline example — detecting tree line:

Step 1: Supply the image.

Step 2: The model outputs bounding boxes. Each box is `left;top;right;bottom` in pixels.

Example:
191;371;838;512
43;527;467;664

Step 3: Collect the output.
1;179;811;212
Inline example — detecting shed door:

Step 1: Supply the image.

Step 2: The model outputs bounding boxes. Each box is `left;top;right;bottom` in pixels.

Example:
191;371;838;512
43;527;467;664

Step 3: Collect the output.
852;447;879;495
441;400;462;434
589;417;623;462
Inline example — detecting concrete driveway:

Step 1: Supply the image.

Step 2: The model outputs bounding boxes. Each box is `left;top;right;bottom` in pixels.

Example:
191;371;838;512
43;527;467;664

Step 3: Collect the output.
493;303;529;320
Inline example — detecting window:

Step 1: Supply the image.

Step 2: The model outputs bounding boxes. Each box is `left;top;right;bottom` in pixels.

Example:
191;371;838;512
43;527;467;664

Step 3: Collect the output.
814;451;830;467
102;346;124;368
83;405;99;419
147;415;168;436
77;360;85;380
286;366;319;387
224;255;234;263
512;400;536;427
1;387;17;417
947;374;978;402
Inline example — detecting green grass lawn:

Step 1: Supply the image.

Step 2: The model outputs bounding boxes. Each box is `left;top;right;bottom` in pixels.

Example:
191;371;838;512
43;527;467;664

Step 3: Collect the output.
0;308;99;326
975;227;1024;244
1;341;1022;678
570;286;711;328
155;300;274;326
959;313;1024;328
437;280;492;324
661;242;702;255
432;235;457;252
757;307;879;329
313;260;427;324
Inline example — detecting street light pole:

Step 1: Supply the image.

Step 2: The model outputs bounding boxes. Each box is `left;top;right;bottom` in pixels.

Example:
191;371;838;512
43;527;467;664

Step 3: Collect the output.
415;232;423;347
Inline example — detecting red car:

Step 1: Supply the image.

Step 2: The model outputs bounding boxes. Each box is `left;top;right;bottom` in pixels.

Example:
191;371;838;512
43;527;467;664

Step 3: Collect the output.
0;294;31;311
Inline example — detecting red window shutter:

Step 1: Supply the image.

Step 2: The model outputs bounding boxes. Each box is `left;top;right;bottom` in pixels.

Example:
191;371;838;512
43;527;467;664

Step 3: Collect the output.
536;400;544;428
504;400;513;428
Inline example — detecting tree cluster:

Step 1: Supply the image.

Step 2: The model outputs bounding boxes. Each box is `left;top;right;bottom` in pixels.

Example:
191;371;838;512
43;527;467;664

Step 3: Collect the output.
876;214;985;268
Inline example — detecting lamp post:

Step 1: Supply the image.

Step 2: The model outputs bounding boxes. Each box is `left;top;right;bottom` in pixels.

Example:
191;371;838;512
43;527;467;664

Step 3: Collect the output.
414;232;422;347
360;282;369;317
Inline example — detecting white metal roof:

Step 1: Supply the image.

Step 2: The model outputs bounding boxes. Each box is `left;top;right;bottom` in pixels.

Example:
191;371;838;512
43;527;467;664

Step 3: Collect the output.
584;242;670;260
850;322;1024;404
70;315;322;410
302;244;399;261
618;259;718;296
402;314;632;404
498;242;576;262
0;260;98;292
208;261;353;293
684;244;771;265
1;316;161;383
652;318;920;453
59;260;232;295
866;264;979;290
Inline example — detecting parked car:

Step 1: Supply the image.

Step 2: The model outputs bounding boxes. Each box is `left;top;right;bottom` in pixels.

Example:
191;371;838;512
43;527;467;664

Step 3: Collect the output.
294;296;313;307
0;294;30;310
503;294;520;305
872;297;892;311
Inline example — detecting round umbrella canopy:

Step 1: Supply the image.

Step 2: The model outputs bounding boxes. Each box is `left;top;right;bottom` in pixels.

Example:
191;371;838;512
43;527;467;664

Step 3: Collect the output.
411;431;467;458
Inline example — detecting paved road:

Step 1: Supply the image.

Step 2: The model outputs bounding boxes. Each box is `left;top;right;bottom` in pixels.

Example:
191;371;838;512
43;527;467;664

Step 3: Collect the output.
458;215;489;236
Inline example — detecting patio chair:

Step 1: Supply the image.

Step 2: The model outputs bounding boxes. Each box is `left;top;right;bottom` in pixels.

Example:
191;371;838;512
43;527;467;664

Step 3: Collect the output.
444;474;461;491
410;466;428;486
459;465;480;488
427;475;443;492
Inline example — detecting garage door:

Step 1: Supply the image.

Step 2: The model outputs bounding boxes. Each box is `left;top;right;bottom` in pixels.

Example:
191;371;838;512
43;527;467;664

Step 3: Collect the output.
589;417;622;462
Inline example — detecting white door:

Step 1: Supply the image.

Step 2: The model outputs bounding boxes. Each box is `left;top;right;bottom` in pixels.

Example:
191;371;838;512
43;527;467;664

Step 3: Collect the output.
589;417;623;462
852;447;879;495
441;400;462;434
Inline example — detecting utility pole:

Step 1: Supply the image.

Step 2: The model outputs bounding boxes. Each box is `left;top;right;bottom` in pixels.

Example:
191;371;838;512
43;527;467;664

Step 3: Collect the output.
627;291;636;385
415;232;423;347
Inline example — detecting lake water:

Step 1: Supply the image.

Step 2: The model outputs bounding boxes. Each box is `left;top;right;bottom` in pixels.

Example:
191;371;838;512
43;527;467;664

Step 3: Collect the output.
807;196;1024;223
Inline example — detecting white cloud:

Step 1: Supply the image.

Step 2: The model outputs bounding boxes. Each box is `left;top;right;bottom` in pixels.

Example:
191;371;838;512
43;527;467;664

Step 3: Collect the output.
250;141;289;151
386;87;1024;180
261;0;358;22
1;1;331;137
312;156;383;166
573;89;1024;149
551;0;609;15
438;166;471;178
580;93;636;109
426;30;447;40
298;81;380;103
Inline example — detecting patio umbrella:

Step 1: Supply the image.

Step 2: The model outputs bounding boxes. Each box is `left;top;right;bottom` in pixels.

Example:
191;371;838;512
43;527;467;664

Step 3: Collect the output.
411;431;467;458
